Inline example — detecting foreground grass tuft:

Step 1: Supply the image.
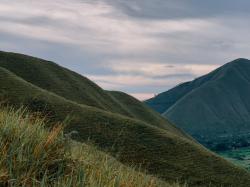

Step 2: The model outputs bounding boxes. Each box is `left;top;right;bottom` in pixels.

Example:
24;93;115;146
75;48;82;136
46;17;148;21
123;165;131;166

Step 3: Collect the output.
0;108;183;187
0;108;78;186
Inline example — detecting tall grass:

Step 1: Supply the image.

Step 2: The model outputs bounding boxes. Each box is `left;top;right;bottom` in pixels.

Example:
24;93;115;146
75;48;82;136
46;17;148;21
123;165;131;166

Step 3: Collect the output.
70;142;186;187
0;108;78;186
0;108;184;187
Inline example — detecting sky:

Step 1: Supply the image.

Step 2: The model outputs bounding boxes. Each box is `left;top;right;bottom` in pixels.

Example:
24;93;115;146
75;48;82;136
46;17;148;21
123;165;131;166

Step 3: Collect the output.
1;0;250;100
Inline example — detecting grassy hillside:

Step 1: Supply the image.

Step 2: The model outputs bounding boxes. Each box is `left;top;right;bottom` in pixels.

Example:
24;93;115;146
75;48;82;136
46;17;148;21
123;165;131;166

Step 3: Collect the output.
0;51;129;114
1;51;250;186
146;59;250;150
0;108;176;187
0;51;180;132
109;91;188;138
0;51;187;137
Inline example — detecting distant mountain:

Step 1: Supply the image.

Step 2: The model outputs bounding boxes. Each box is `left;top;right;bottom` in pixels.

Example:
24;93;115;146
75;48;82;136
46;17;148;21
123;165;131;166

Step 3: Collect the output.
1;51;250;186
146;58;250;150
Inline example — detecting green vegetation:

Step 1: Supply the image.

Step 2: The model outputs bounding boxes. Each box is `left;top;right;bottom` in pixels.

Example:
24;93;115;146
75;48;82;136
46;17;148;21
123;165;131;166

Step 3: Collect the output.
71;143;181;187
146;58;250;151
0;107;180;186
218;147;250;171
196;134;250;151
0;51;183;133
0;108;78;186
1;51;250;186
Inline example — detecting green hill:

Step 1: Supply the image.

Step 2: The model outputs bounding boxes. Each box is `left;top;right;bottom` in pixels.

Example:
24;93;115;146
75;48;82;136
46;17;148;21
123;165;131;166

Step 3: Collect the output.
146;59;250;150
1;51;250;186
0;51;182;133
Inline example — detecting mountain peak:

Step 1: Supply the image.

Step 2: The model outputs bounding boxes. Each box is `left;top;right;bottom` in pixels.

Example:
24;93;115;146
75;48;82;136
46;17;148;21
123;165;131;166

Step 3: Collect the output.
217;58;250;75
232;58;250;62
226;58;250;68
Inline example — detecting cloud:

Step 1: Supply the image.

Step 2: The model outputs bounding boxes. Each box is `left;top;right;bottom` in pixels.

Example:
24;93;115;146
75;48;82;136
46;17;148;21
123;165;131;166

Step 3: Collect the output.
130;93;155;101
89;73;192;90
104;60;219;77
86;61;219;99
101;0;250;20
1;0;250;100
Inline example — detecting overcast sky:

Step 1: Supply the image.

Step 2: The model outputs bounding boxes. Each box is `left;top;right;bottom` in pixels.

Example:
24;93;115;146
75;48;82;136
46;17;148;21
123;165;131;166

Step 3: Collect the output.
1;0;250;100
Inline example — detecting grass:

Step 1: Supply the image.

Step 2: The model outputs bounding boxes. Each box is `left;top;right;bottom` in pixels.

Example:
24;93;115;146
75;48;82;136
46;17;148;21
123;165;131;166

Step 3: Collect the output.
71;143;184;187
0;51;186;134
0;108;77;186
0;107;183;187
1;51;250;186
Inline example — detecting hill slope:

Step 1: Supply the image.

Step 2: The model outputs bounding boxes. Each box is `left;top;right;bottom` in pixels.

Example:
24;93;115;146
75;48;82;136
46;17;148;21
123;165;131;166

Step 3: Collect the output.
0;51;182;133
0;108;173;187
146;59;250;150
1;51;250;186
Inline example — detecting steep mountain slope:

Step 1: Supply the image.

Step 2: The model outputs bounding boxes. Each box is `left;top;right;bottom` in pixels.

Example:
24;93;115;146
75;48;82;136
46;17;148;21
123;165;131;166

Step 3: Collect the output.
1;51;250;186
145;64;223;114
146;59;250;150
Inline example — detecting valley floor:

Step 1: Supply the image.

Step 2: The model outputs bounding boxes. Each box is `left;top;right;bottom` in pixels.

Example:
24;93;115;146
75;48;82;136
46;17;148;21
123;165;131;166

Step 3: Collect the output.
218;147;250;170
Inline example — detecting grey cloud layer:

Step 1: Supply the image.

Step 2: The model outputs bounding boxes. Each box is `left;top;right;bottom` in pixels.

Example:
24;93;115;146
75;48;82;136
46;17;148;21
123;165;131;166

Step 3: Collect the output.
102;0;250;19
1;0;250;100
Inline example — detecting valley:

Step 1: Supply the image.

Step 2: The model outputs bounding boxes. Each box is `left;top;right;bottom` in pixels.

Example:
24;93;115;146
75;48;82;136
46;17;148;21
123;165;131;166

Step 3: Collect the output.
218;146;250;171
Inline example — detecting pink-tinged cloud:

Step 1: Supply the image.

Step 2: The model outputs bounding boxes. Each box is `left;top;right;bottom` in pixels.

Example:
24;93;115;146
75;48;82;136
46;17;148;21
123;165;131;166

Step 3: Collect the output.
130;93;155;101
